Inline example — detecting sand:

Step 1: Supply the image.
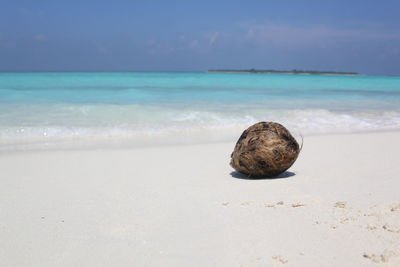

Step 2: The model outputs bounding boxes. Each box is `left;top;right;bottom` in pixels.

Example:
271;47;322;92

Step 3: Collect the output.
0;131;399;266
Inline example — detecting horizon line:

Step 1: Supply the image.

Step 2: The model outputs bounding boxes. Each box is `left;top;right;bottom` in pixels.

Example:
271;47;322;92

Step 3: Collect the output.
0;70;399;77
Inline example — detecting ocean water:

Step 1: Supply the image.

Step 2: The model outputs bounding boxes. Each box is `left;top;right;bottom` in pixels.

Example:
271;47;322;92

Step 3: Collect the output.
1;72;400;150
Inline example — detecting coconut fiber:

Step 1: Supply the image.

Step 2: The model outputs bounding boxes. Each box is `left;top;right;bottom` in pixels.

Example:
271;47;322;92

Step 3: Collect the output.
230;122;300;178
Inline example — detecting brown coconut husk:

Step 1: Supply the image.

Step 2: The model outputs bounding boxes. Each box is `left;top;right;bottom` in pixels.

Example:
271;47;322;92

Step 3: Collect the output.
230;122;301;178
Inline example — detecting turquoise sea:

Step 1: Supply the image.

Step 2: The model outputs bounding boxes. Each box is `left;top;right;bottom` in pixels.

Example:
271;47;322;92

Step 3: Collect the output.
1;72;400;150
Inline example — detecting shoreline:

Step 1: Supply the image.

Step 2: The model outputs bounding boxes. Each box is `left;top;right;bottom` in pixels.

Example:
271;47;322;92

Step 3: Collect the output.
2;128;400;154
1;131;399;266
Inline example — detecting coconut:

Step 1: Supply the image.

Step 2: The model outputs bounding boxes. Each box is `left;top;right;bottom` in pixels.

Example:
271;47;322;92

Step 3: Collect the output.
230;122;301;178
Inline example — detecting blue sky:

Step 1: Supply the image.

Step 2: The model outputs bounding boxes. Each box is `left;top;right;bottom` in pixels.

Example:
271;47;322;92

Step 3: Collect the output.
1;0;399;75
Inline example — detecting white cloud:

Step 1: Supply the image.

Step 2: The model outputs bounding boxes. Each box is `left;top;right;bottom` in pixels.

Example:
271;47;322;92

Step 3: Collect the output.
145;39;175;54
0;34;16;48
93;41;109;54
246;29;254;39
33;34;47;41
209;32;219;45
240;23;400;48
189;40;199;48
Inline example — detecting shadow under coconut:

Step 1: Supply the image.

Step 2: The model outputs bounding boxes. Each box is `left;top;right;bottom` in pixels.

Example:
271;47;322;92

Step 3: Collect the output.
230;171;295;180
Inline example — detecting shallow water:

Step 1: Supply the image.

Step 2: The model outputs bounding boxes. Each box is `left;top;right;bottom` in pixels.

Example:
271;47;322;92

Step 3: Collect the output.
1;72;400;150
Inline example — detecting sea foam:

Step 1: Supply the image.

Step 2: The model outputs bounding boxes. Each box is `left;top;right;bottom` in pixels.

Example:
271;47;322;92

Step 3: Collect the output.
1;106;400;151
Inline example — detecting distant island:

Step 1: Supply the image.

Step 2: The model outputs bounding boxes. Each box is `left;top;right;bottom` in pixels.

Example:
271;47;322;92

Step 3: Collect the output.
207;69;360;76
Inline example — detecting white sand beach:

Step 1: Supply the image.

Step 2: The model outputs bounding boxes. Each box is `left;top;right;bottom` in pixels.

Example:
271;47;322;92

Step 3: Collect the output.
0;131;400;266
